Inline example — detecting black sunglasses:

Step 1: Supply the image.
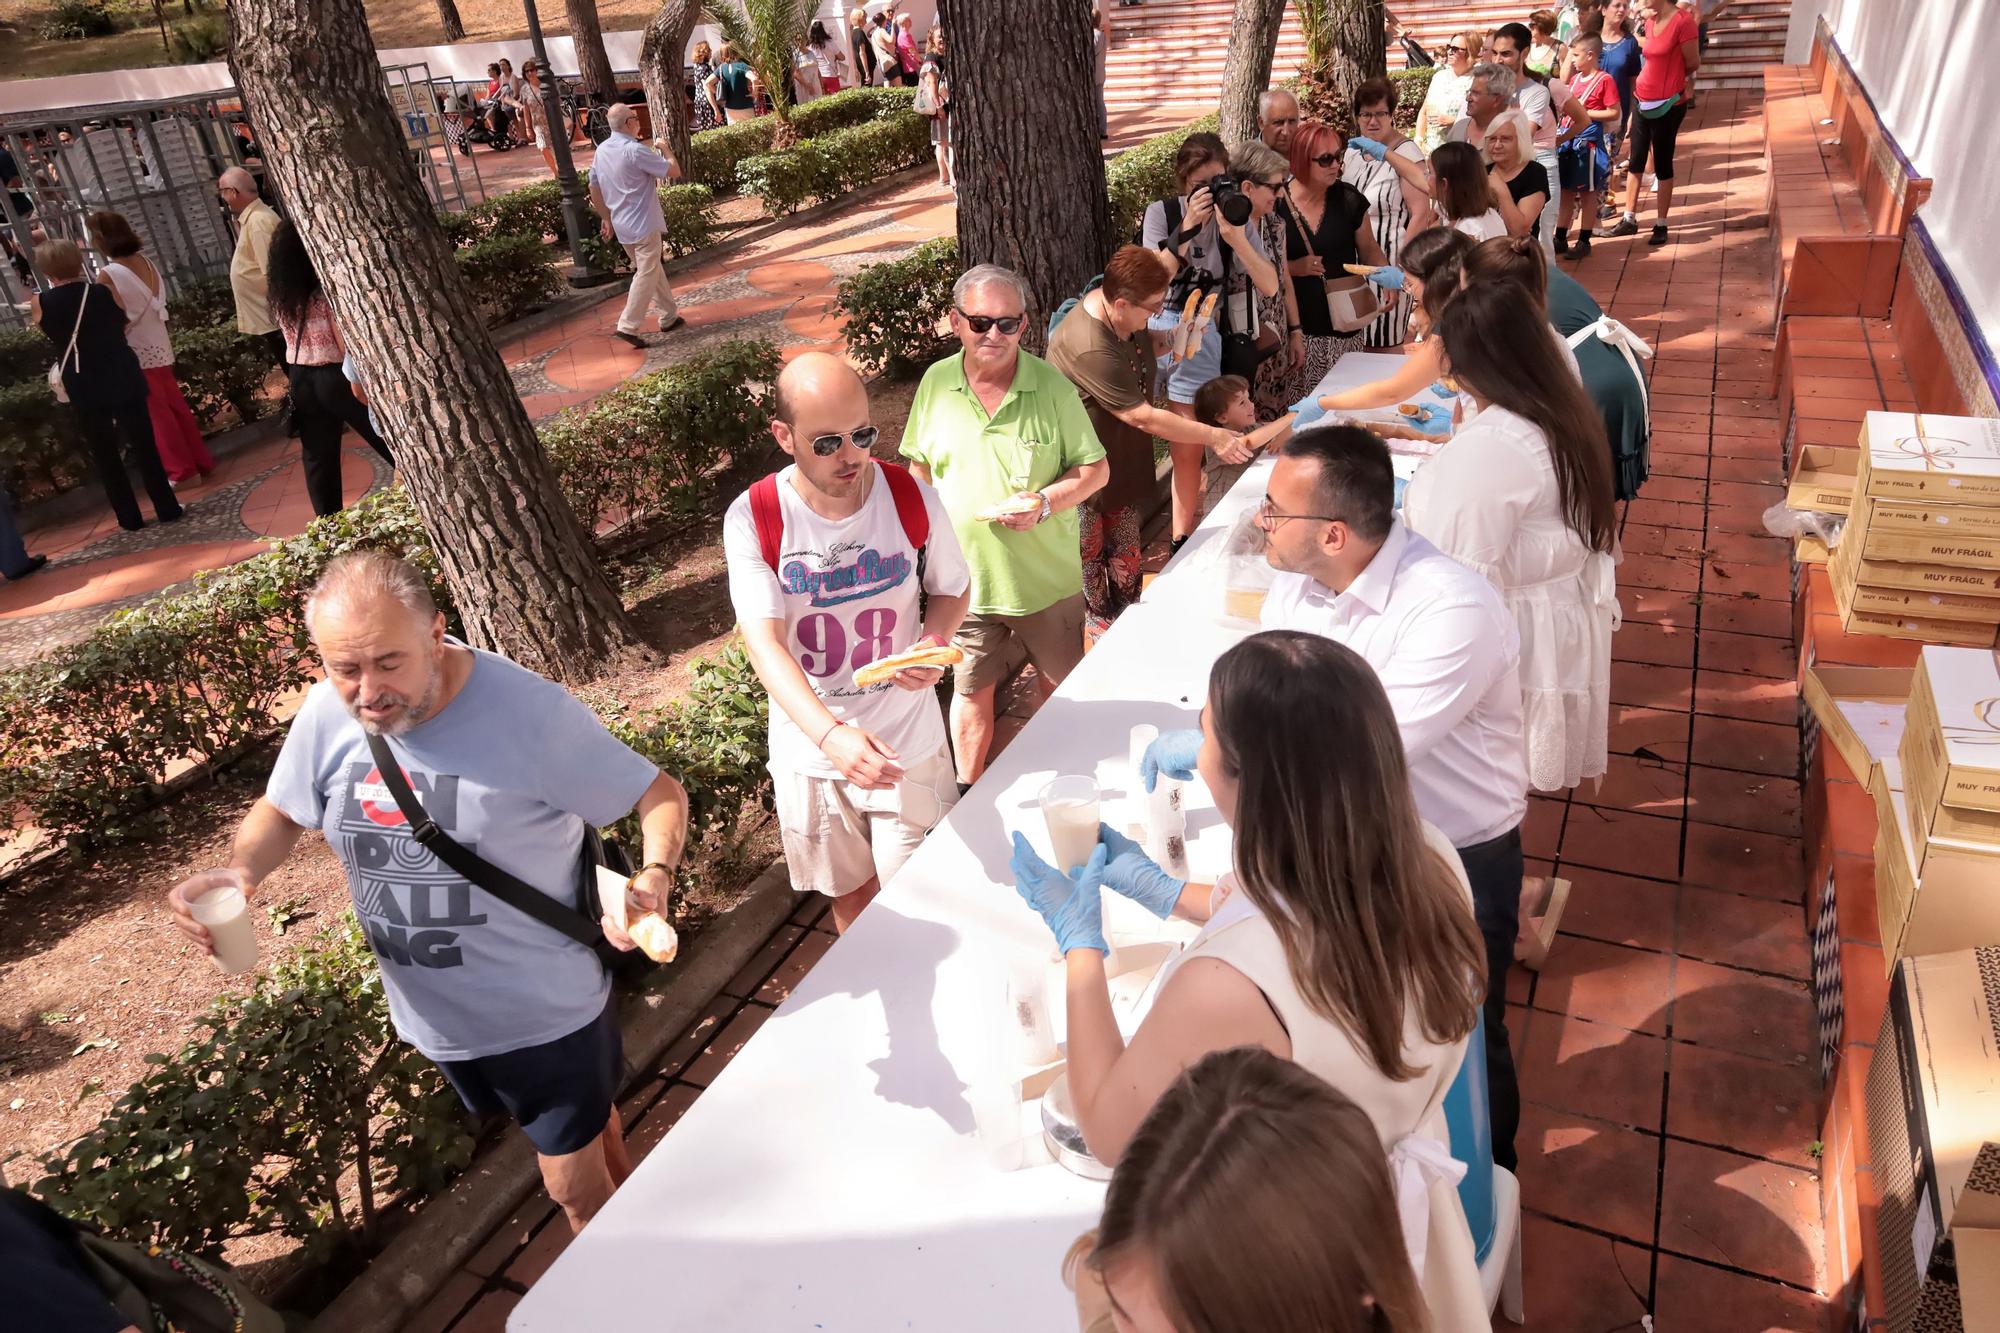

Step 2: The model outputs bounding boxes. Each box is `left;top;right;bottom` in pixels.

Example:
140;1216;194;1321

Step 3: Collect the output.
1311;152;1341;167
806;425;880;457
956;308;1025;335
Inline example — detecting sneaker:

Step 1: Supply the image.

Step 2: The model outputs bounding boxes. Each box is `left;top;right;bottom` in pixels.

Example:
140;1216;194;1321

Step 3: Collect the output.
1606;216;1639;237
612;330;650;349
1648;224;1669;246
1573;233;1593;258
1553;229;1569;256
1598;201;1620;220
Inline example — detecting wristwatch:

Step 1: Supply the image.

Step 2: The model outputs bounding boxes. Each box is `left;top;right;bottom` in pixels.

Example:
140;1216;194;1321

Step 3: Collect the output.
1034;491;1052;524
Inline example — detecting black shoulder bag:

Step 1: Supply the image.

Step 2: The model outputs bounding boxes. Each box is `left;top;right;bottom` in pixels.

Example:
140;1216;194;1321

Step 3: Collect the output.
362;731;640;972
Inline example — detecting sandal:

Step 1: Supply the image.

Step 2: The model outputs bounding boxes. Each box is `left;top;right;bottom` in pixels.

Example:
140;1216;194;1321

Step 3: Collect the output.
1514;875;1572;971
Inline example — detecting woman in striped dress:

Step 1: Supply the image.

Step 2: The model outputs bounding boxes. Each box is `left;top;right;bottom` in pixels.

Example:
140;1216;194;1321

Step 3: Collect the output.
1344;78;1434;349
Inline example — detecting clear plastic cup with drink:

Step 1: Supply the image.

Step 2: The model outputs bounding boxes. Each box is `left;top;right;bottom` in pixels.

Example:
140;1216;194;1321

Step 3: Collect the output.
184;870;260;976
1038;775;1101;872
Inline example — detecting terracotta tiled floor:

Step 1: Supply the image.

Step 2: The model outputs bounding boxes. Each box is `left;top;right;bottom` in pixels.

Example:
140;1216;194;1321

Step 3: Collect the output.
405;88;1829;1333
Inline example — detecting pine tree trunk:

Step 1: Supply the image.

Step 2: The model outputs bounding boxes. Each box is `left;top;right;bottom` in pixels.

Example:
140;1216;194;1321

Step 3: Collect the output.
227;0;647;683
1324;0;1387;107
565;0;619;104
641;0;702;170
433;0;466;43
936;0;1110;350
1218;0;1287;149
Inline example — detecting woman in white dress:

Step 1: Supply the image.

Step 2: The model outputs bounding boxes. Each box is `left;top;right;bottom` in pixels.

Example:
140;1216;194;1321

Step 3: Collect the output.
1067;1048;1432;1333
1009;631;1489;1330
1344;77;1434;349
1402;262;1619;792
85;210;213;484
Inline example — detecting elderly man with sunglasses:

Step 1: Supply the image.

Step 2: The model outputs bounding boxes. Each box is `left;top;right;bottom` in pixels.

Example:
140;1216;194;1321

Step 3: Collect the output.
900;265;1110;787
725;352;973;934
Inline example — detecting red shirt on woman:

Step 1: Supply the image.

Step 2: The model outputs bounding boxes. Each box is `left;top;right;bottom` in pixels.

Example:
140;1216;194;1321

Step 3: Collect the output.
1632;7;1697;102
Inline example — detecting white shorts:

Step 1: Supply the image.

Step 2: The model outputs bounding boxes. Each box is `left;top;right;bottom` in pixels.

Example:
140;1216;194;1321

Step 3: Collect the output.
772;745;958;897
534;127;551;151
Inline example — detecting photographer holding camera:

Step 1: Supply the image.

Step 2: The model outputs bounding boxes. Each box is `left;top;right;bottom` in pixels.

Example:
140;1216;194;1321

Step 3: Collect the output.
1139;132;1289;548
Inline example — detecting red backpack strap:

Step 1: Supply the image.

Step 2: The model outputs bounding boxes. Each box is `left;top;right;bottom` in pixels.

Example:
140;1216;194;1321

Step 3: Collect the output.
749;473;783;573
877;461;929;552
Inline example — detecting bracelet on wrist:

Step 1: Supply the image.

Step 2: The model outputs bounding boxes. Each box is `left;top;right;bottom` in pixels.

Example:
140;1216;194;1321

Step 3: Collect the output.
817;719;845;747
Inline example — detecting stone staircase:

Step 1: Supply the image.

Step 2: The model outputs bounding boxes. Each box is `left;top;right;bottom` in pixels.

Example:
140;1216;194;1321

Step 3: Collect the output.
1102;0;1791;111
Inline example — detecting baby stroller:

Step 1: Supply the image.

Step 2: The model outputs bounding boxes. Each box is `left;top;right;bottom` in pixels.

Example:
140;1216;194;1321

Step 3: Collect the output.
441;91;517;155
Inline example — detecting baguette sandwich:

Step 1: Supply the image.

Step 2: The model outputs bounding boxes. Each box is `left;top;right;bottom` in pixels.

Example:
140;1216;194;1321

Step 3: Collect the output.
851;642;965;688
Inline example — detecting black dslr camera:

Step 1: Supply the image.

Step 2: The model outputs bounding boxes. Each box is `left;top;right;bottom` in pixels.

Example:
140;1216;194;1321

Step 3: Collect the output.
1199;174;1254;227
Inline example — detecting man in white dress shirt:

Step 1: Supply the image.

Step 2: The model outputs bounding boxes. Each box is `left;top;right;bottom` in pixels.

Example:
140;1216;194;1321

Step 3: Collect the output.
1257;424;1530;1170
587;103;686;349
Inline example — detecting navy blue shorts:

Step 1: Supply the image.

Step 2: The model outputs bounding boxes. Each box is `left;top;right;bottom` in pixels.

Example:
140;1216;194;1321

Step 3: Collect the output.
436;996;624;1156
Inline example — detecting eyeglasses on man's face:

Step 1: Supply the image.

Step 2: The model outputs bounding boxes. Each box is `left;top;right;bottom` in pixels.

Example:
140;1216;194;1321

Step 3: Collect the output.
1254;497;1340;532
806;425;881;457
956;308;1025;336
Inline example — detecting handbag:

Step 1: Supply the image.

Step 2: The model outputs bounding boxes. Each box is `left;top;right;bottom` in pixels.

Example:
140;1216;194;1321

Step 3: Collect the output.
47;283;88;404
361;730;647;973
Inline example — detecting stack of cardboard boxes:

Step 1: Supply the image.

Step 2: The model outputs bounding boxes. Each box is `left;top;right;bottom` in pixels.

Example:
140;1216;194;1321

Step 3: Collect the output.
1821;413;2000;645
1865;647;2000;967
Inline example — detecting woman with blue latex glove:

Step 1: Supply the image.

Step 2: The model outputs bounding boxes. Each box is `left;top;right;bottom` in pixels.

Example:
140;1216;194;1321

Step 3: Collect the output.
1313;228;1473;416
1363;265;1405;290
1347;134;1389;160
1095;823;1187;918
1046;630;1489;1326
1009;834;1110;955
1138;728;1201;792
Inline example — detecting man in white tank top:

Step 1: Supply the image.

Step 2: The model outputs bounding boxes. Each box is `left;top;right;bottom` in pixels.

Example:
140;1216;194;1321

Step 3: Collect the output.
723;354;973;934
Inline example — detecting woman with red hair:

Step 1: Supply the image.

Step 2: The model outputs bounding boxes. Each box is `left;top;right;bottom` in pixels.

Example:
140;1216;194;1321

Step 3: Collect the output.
1274;121;1388;406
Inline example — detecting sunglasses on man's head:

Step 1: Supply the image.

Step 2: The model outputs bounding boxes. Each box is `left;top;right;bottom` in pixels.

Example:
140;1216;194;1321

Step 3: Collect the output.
956;308;1024;335
805;425;880;457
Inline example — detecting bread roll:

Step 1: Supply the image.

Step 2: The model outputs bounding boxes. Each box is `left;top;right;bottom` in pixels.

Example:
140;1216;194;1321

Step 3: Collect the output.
851;643;964;688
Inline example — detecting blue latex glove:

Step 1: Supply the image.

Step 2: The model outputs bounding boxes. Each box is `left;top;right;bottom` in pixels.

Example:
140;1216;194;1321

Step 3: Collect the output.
1096;823;1186;920
1413;408;1453;437
1392;475;1409;510
1364;265;1406;291
1139;728;1202;793
1429;379;1459;399
1349;135;1389;161
1289;391;1329;431
1010;834;1109;954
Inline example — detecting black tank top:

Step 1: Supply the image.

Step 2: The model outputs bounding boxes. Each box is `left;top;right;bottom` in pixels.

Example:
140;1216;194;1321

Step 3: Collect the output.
38;280;146;404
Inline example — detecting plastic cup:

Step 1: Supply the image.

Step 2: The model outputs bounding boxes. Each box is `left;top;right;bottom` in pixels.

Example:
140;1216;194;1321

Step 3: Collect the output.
185;870;259;976
1038;776;1101;872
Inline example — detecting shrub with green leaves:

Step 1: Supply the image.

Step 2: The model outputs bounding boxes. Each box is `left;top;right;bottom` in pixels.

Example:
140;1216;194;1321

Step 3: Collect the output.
685;118;777;193
0;381;86;502
833;235;959;377
435;207;487;249
539;336;780;533
685;84;915;192
0;326;56;385
170;323;274;429
39;0;115;39
456;233;566;323
1105;112;1221;245
0;490;444;848
31;916;474;1259
738;112;931;217
167;12;227;61
658;181;718;258
475;176;567;244
164;277;239;332
1390;67;1436;133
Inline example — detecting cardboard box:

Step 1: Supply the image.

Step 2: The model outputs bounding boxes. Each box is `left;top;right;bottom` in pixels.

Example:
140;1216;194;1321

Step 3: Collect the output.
1879;755;2000;867
1787;444;1857;513
1848;582;2000;625
1914;646;2000;813
1957;1143;2000;1330
1871;769;2000;966
1830;571;1999;646
1802;663;1911;787
1795;533;1830;565
1838;552;2000;596
1861;497;2000;542
1857;412;2000;504
1854;507;2000;569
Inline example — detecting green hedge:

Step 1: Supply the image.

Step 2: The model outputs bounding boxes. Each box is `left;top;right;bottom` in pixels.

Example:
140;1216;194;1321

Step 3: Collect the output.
686;85;915;192
456;233;566;323
1390;66;1436;133
0;326;54;385
738;112;932;217
833;235;959;377
165;277;239;331
170;324;273;429
539;335;781;533
0;382;87;500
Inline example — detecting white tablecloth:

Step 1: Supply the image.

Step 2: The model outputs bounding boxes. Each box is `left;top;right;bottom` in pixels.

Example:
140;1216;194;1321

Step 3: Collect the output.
511;348;1432;1332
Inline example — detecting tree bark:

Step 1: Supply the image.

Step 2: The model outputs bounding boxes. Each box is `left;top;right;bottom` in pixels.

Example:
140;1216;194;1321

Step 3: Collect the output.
641;0;703;170
1218;0;1287;150
228;0;647;683
936;0;1110;350
433;0;466;43
1323;0;1386;108
565;0;620;104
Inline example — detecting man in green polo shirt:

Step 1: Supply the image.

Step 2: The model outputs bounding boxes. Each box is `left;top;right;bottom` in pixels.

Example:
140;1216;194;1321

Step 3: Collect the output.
901;264;1109;786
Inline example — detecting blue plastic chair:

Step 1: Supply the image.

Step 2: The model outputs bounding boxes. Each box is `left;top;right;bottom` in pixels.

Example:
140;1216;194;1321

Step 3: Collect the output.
1444;1031;1497;1265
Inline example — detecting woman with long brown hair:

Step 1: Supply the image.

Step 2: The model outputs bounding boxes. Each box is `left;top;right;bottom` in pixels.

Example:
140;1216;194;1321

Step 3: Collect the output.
86;210;214;485
1068;1048;1431;1333
1009;630;1487;1326
1403;240;1618;793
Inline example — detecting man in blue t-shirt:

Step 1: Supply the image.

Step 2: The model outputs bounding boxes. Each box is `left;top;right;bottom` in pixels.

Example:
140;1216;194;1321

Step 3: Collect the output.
166;551;690;1233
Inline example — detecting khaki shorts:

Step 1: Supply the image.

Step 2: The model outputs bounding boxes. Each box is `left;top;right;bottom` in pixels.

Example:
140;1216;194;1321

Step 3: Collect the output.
772;745;959;897
952;593;1087;696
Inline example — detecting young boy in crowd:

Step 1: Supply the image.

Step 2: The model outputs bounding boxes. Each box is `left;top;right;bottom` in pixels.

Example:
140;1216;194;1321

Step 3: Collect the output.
1193;374;1293;454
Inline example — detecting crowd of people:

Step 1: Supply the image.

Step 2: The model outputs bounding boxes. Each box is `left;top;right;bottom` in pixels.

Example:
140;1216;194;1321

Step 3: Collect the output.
24;7;1714;1329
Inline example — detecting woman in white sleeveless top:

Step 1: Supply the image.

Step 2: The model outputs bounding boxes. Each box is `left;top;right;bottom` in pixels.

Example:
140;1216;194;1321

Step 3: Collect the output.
87;211;213;485
1068;1048;1431;1333
1008;631;1489;1329
1401;248;1619;792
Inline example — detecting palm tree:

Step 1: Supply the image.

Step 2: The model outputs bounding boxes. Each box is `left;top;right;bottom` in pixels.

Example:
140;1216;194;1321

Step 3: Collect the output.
702;0;815;144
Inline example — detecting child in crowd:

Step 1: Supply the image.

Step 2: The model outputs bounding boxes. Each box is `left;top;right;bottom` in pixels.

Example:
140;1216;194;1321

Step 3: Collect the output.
1193;374;1291;453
